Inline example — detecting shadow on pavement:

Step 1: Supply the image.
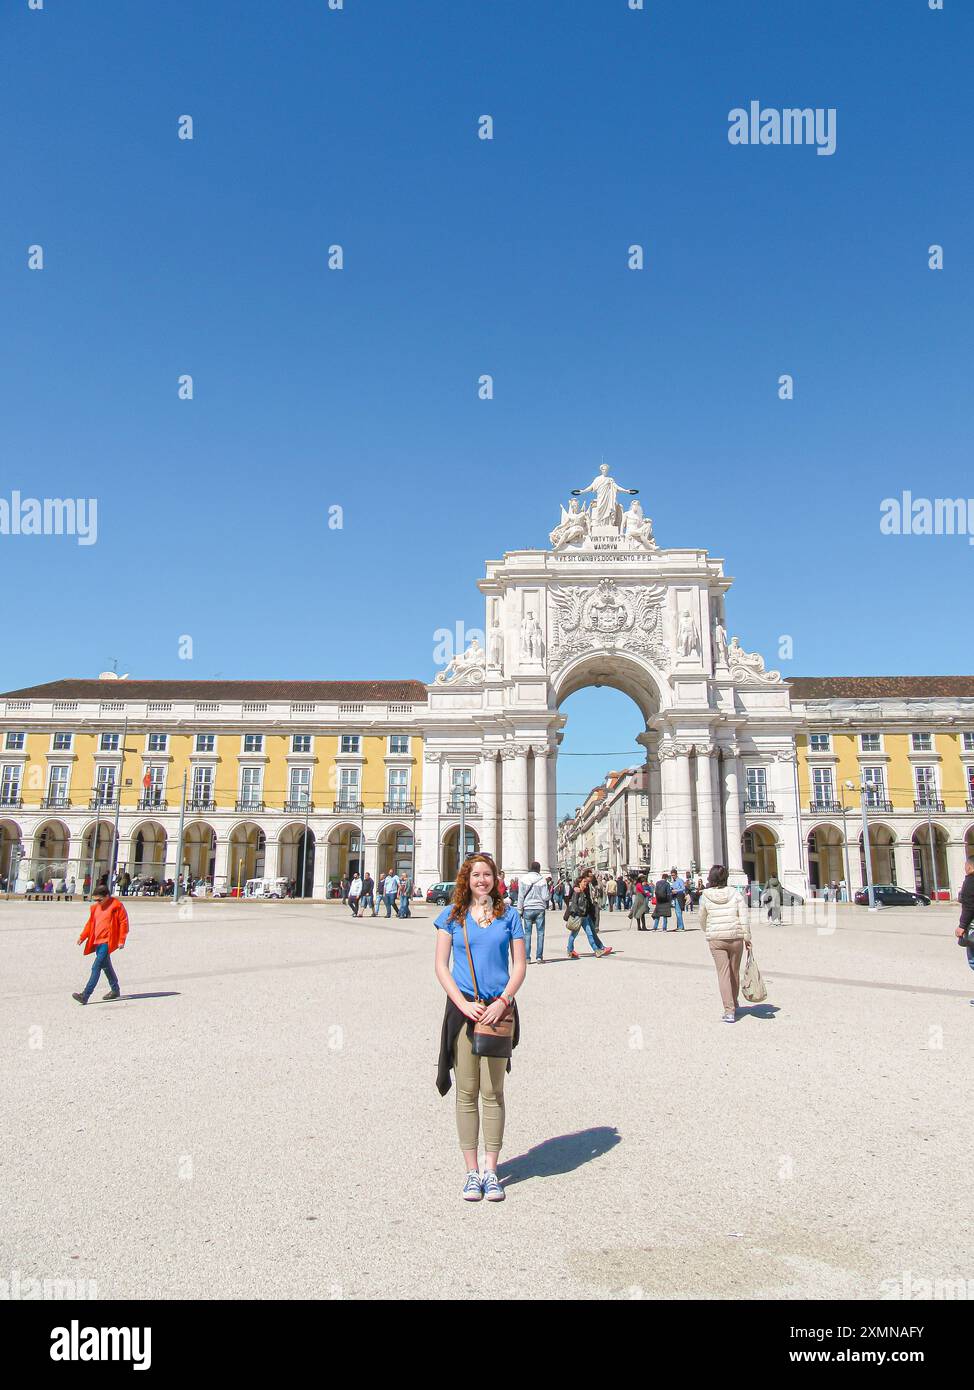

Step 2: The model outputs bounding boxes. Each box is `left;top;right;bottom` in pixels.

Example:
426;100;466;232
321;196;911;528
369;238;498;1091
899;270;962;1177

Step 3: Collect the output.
94;991;181;1002
737;1003;779;1021
497;1126;621;1187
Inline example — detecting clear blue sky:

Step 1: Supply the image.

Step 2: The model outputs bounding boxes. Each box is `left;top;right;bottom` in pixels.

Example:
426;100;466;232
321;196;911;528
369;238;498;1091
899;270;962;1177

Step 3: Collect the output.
2;0;970;816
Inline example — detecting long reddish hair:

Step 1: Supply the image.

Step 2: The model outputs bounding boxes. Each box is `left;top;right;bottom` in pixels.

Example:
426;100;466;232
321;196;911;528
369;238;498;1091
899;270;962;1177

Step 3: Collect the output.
448;853;506;924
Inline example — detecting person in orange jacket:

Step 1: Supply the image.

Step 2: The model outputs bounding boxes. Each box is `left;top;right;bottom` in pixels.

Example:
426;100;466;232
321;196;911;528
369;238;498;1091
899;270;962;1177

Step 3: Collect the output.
72;883;129;1005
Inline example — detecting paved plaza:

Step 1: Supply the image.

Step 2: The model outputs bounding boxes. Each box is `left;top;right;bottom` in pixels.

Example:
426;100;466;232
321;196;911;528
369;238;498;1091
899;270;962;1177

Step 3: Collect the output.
1;897;970;1301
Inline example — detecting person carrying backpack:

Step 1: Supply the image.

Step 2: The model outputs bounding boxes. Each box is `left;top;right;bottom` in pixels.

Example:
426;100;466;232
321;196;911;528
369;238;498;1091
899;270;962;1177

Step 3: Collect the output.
651;871;673;931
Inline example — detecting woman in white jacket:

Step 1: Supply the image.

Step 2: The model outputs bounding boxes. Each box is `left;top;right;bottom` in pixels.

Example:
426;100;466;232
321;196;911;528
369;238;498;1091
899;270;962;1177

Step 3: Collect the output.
698;864;752;1023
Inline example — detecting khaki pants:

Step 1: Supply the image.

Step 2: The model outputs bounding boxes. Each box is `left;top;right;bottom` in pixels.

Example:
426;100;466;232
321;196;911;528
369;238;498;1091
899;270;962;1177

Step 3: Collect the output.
708;937;745;1012
453;1020;507;1154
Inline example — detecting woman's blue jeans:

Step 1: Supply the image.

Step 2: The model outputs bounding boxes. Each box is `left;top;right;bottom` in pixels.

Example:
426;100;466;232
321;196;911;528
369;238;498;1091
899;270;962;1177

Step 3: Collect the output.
568;915;603;954
82;943;119;1001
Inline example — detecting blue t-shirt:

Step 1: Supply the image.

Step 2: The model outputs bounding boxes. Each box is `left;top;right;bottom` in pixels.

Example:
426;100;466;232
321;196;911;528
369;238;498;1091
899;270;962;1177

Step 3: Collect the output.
435;905;524;1000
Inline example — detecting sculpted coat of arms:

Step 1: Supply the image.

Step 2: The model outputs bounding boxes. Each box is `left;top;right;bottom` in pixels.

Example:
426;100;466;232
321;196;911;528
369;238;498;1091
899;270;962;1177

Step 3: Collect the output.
549;578;668;667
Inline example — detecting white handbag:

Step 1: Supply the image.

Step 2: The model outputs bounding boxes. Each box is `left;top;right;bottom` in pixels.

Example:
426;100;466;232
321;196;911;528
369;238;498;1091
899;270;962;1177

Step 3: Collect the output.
741;942;767;1003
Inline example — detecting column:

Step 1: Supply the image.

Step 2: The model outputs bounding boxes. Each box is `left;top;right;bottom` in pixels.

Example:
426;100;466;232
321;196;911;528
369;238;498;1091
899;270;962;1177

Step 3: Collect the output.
892;837;916;892
479;750;498;863
213;835;230;894
263;836;280;880
500;745;529;878
313;823;330;898
416;751;442;889
695;743;716;871
672;743;694;870
945;838;967;899
721;743;744;872
546;743;558;874
656;739;676;874
533;745;550;874
637;731;663;871
709;748;723;865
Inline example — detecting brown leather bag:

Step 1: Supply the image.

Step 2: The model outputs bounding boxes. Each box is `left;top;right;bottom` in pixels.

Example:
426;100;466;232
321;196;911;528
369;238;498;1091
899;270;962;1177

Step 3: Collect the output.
461;914;515;1058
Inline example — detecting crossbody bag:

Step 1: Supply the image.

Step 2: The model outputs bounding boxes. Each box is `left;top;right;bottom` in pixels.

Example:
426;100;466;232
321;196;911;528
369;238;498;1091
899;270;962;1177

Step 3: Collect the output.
460;914;515;1059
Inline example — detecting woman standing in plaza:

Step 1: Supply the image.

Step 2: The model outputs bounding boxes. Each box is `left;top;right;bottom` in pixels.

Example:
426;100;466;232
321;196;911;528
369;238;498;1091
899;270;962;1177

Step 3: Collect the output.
698;864;752;1022
434;853;526;1202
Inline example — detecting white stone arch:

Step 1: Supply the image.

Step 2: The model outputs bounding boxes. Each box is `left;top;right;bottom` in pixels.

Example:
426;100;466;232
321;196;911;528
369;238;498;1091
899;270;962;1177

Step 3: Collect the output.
128;820;168;882
326;821;364;890
805;821;845;889
374;819;416;881
440;821;480;881
226;822;266;888
31;819;71;881
0;818;23;882
549;647;667;721
276;822;316;895
182;820;218;883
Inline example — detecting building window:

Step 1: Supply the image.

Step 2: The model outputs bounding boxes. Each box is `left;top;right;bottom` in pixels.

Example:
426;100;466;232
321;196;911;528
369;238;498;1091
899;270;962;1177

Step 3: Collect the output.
100;732;120;752
1;764;21;803
967;767;974;803
144;766;166;805
745;767;767;808
195;733;215;753
147;733;168;753
911;732;933;752
288;766;311;805
243;734;263;754
338;767;360;804
52;731;73;751
388;768;409;805
291;734;312;754
860;732;881;753
340;734;360;754
964;733;974;753
809;733;831;753
914;766;938;806
862;766;886;805
95;765;117;804
4;731;25;751
811;767;834;806
240;766;263;806
192;765;213;803
389;734;409;754
47;765;69;803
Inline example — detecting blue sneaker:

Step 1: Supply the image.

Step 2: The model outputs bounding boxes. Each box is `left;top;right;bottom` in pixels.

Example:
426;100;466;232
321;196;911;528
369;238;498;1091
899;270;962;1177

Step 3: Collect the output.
462;1171;483;1202
482;1170;506;1202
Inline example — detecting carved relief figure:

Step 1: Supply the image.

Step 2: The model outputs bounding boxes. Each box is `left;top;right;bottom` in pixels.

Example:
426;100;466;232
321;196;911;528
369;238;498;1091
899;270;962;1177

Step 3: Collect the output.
676;607;701;658
571;463;638;529
549;497;590;550
520;610;544;661
434;636;485;684
622;498;656;550
727;636;782;684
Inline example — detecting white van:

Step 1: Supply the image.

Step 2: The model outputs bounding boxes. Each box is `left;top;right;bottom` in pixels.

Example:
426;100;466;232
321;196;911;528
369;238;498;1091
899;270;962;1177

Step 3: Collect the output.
244;876;288;899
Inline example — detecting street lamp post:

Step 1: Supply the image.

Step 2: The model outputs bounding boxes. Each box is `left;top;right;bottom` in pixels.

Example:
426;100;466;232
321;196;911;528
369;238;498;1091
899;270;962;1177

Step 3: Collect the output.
855;778;877;911
108;716;132;895
925;802;941;899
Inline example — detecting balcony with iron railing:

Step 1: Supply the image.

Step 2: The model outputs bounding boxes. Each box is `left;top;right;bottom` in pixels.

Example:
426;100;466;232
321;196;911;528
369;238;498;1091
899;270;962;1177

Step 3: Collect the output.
186;798;216;813
333;799;364;814
808;800;842;815
446;799;478;815
89;794;119;809
864;798;894;813
235;799;264;813
914;798;945;814
284;799;314;814
384;800;416;815
138;796;168;812
41;795;71;810
742;798;775;815
0;794;23;808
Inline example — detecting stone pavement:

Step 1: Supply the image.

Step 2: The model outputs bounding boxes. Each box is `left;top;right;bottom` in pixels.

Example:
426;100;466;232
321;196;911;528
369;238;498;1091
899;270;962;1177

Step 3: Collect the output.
1;898;970;1300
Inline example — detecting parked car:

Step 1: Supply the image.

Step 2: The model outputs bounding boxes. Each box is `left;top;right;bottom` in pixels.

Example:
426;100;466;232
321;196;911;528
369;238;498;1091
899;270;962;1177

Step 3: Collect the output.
426;881;456;906
854;884;931;907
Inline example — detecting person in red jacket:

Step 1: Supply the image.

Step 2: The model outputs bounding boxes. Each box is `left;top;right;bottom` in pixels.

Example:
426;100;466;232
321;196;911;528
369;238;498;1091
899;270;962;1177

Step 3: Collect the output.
72;884;129;1005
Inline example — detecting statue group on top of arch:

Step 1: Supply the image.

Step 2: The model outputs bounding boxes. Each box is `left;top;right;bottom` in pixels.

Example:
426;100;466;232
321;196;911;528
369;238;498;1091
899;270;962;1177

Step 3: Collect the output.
549;464;657;552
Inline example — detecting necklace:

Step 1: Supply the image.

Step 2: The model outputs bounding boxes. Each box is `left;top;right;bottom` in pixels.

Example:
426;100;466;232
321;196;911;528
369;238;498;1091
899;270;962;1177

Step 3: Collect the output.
472;899;493;929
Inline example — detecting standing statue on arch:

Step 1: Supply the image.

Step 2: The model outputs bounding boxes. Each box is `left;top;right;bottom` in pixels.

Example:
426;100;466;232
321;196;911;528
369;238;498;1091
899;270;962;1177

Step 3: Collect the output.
571;462;639;530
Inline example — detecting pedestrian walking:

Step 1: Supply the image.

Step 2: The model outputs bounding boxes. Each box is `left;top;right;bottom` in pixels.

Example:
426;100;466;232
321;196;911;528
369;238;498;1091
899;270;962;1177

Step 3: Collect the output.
434;853;526;1203
565;871;613;958
629;875;650;930
517;860;550;964
381;870;400;917
651;872;673;930
360;871;374;914
763;873;784;923
699;864;752;1023
669;867;687;930
397;874;412;918
72;884;129;1005
955;858;974;1004
347;873;363;917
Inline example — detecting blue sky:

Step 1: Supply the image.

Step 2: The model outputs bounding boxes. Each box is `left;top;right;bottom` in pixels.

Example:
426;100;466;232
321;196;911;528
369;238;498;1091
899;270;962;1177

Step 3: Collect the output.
2;0;970;815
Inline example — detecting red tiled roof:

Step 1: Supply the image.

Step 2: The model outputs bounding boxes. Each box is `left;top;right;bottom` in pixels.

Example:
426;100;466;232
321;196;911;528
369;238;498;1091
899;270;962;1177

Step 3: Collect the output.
0;678;429;702
789;676;974;699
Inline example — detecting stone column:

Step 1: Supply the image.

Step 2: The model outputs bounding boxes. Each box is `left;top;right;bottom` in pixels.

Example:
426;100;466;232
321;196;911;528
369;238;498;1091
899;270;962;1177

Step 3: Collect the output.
533;745;551;874
416;751;442;889
637;731;663;871
546;744;558;873
721;742;744;872
659;738;693;871
709;748;723;866
478;750;498;864
945;838;967;899
500;744;530;878
263;837;280;880
213;835;230;894
694;742;717;871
